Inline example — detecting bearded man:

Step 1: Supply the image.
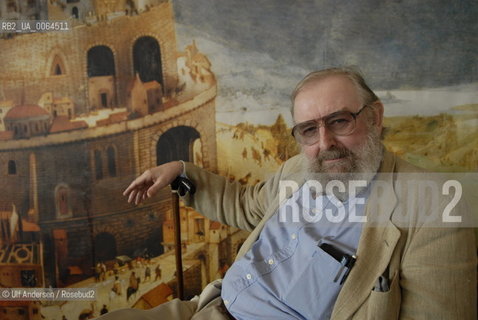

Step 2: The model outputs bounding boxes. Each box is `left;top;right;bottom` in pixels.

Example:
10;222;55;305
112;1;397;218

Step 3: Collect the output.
108;68;476;320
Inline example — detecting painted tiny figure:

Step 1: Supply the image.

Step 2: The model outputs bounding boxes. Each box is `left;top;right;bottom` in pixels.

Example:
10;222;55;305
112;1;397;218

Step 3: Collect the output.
100;304;109;315
144;266;151;282
154;264;162;281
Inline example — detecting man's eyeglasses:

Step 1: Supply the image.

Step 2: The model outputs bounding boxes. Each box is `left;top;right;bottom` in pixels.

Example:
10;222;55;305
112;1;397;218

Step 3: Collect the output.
291;105;370;146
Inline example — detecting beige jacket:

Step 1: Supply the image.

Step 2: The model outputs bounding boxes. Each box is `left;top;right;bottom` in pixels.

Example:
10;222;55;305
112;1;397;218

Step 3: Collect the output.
99;151;476;320
182;150;477;319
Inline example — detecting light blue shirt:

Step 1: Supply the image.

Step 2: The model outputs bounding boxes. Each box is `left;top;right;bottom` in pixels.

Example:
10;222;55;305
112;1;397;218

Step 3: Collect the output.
221;181;371;320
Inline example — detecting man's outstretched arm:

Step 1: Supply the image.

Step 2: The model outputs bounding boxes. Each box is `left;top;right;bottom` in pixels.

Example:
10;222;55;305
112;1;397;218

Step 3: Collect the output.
122;159;294;231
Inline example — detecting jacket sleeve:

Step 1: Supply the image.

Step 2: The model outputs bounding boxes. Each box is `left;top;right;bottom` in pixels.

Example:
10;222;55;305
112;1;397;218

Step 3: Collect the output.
179;158;298;231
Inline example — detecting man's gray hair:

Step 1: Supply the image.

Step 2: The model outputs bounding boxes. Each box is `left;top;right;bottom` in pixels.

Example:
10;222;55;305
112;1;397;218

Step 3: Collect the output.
290;67;379;114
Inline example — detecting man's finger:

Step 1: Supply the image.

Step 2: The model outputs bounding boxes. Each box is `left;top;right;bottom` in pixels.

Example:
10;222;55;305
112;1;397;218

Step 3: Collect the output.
135;189;143;205
128;189;138;204
123;180;140;196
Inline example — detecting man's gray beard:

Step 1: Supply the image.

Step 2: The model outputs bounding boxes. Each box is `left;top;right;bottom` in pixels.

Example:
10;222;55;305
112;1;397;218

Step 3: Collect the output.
304;127;384;200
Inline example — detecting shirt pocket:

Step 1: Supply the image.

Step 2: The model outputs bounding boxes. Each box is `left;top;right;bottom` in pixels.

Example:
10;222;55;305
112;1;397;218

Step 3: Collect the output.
281;246;344;319
245;225;302;263
222;226;302;307
366;271;401;320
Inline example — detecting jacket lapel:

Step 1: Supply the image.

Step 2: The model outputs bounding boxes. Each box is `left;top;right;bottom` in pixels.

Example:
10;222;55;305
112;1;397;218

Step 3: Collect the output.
331;151;401;320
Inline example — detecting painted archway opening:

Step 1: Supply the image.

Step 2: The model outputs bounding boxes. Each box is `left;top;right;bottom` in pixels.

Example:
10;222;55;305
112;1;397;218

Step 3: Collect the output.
87;45;117;109
133;36;164;91
72;7;79;19
87;46;115;77
156;126;201;165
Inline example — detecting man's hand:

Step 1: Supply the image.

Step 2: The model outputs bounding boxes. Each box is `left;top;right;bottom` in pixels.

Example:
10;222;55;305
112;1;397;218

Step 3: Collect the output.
123;161;184;205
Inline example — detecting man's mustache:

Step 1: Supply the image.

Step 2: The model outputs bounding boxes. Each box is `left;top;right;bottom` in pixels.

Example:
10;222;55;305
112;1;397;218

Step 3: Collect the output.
317;146;353;162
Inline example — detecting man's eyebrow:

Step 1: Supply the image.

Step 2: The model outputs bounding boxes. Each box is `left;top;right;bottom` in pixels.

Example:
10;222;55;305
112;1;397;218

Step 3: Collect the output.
324;109;349;118
295;107;354;124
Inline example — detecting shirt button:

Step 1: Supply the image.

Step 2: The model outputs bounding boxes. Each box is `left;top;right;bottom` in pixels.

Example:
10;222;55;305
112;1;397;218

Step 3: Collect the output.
246;274;252;280
268;259;274;265
224;300;229;305
291;233;297;240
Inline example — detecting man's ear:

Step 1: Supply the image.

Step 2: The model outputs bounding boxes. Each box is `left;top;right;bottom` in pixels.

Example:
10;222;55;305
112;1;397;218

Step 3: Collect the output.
371;101;384;130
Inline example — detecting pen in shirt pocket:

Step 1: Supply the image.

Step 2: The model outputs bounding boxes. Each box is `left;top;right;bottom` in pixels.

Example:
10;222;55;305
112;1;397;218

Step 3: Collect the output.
318;242;357;285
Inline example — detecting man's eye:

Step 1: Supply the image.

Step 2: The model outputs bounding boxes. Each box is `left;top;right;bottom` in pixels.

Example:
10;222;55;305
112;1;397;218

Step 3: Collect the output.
301;126;318;136
328;118;351;127
330;118;349;124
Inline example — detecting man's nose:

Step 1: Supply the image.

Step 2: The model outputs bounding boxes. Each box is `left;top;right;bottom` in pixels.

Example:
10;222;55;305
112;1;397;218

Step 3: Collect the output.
317;126;336;150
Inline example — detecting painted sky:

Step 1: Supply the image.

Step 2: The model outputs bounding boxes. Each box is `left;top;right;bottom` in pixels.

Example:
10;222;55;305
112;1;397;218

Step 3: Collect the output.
173;0;478;90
